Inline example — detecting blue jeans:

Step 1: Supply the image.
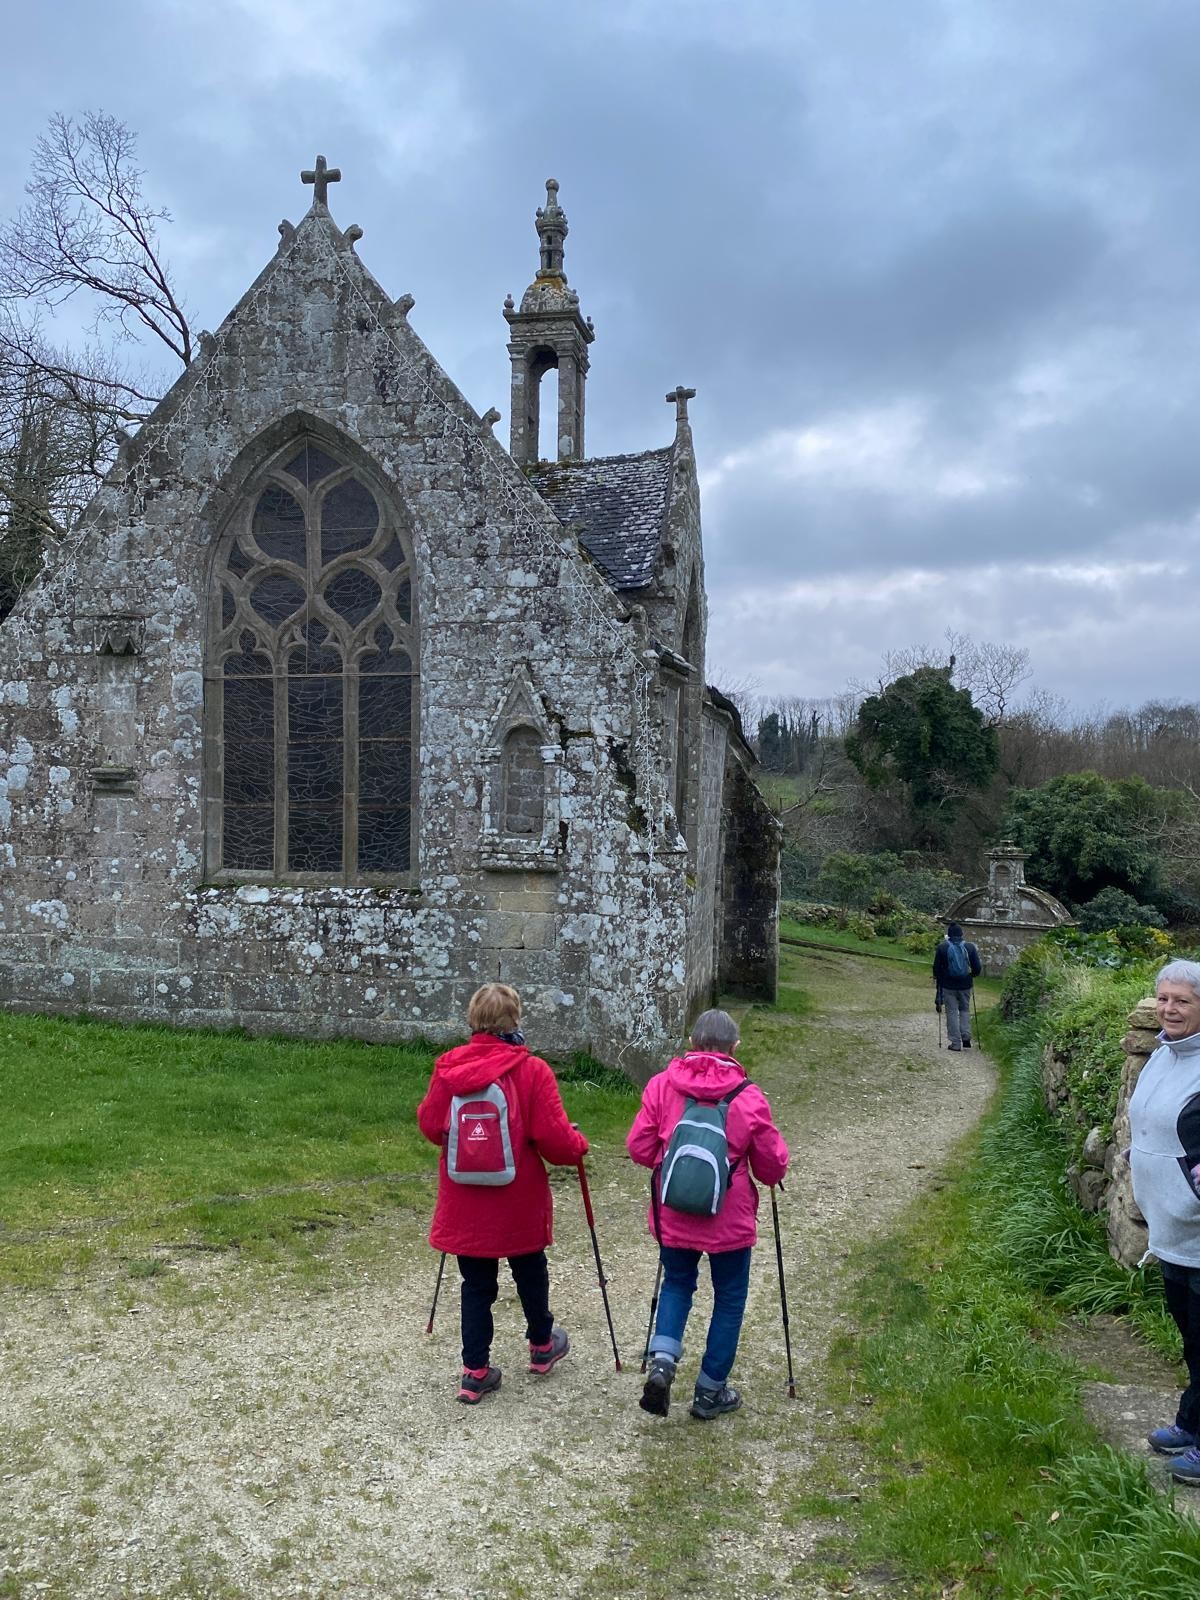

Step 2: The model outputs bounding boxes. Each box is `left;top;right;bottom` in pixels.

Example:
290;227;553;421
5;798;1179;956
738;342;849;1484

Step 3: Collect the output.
649;1245;752;1389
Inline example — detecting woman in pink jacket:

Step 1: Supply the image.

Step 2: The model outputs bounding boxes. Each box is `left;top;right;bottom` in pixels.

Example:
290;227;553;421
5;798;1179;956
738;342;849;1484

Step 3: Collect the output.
627;1008;789;1420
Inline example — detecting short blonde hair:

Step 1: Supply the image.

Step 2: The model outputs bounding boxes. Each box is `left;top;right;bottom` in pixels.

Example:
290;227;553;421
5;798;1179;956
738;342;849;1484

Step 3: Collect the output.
468;983;522;1035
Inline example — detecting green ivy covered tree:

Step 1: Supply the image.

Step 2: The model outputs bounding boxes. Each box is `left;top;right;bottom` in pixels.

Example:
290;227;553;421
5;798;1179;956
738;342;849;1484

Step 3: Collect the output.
1004;771;1167;910
845;667;998;842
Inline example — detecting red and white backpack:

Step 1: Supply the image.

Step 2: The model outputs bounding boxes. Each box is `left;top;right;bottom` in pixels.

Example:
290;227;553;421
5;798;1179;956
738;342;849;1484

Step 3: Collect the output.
446;1081;518;1186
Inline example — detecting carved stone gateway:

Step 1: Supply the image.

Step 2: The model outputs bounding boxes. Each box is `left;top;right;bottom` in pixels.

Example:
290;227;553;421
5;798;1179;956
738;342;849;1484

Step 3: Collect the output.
944;842;1074;974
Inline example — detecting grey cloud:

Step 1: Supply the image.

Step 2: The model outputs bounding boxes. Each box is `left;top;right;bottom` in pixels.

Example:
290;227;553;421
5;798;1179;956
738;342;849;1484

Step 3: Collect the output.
3;0;1200;710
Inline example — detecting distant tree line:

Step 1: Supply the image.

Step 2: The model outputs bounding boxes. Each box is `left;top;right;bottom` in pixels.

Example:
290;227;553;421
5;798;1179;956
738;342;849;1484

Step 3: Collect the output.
737;632;1200;929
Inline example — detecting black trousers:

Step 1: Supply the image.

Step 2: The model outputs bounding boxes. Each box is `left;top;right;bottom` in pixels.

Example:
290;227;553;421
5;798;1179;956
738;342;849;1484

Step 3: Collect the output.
457;1251;553;1370
1161;1260;1200;1433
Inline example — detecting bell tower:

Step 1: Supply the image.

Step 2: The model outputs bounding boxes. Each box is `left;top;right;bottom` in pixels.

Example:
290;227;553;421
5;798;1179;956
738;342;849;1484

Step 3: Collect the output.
503;179;595;465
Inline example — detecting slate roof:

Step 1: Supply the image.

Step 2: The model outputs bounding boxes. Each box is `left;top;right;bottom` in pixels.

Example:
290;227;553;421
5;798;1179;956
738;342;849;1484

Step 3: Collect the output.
528;446;674;590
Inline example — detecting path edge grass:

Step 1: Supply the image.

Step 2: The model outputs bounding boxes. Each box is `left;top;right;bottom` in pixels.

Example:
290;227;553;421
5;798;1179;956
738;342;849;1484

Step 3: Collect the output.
811;1007;1200;1599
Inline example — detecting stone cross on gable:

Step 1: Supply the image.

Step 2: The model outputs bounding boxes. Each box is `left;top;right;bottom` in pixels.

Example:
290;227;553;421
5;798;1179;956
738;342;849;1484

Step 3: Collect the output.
666;386;697;424
301;155;341;207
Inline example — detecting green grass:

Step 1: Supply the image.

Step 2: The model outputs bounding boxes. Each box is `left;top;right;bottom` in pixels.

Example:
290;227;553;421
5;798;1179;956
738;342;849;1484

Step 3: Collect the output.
818;1003;1198;1597
0;1012;638;1281
780;915;930;966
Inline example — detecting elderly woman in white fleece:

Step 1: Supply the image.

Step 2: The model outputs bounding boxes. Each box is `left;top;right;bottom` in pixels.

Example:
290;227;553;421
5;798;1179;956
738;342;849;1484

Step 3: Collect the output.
1131;958;1200;1483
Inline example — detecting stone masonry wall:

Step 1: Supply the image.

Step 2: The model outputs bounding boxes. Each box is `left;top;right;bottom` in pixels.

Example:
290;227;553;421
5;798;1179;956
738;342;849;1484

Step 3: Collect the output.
683;709;728;1019
0;208;691;1080
1042;996;1156;1269
719;758;780;1002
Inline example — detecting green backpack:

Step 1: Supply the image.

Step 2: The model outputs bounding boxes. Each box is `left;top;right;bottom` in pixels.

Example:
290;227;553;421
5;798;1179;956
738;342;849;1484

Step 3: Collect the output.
658;1081;752;1217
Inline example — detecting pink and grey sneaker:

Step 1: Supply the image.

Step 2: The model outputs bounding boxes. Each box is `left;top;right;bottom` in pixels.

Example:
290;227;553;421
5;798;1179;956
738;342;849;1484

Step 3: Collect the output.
528;1326;570;1375
457;1365;502;1404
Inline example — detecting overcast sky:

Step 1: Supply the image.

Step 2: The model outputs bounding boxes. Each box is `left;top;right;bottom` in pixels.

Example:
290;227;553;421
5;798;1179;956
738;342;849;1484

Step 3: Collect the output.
3;0;1198;714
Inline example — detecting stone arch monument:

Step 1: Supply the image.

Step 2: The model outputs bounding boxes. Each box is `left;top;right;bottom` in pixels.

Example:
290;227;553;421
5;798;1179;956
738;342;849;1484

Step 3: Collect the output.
943;842;1074;974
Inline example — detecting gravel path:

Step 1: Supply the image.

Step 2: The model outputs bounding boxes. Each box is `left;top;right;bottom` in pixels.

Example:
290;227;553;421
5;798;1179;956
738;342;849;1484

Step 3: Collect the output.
0;954;994;1598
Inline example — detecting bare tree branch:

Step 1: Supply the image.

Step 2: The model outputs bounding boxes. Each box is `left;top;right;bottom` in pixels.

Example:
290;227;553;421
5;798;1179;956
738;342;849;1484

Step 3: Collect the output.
0;111;192;366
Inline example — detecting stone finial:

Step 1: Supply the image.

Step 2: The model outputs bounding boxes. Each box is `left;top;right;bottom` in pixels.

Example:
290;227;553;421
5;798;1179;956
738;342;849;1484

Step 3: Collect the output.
278;219;296;244
535;177;568;279
343;223;363;250
481;407;502;430
503;292;515;312
301;155;341;207
666;386;697;425
394;292;415;318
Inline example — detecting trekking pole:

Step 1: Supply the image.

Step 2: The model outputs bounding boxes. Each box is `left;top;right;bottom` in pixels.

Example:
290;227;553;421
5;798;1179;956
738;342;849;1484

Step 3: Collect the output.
771;1184;797;1400
425;1251;447;1335
641;1168;666;1373
937;1005;942;1050
640;1259;663;1374
577;1160;623;1371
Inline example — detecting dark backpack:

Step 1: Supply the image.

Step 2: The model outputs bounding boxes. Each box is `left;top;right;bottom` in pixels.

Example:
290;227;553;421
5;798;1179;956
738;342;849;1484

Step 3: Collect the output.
945;939;972;979
658;1080;752;1217
446;1081;518;1186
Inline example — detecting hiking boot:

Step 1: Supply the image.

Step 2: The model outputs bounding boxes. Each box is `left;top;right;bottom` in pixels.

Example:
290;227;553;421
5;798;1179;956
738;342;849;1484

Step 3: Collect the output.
1150;1424;1199;1455
639;1356;676;1417
963;1039;972;1049
1168;1447;1200;1483
457;1365;502;1405
528;1325;570;1375
690;1383;742;1421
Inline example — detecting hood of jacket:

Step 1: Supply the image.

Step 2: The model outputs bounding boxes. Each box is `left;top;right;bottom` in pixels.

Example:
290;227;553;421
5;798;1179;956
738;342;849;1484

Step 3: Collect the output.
433;1033;528;1093
664;1051;747;1099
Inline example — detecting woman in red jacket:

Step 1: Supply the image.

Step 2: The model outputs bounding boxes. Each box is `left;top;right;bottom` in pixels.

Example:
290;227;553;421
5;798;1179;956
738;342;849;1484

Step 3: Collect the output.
417;984;588;1404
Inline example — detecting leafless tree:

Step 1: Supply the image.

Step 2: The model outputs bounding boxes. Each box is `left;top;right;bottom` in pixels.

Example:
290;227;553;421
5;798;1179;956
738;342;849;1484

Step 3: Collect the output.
864;630;1031;725
1;111;191;365
0;111;189;616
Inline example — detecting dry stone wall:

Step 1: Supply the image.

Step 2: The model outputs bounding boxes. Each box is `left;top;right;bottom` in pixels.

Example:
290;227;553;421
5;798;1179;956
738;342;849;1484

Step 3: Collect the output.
1042;996;1157;1268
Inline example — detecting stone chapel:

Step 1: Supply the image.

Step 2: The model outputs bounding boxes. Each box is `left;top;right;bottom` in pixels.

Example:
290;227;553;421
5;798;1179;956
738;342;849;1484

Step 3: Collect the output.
0;164;778;1078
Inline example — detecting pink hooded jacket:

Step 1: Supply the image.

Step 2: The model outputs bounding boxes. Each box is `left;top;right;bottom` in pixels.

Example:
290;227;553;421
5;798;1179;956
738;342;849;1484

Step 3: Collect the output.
626;1051;789;1251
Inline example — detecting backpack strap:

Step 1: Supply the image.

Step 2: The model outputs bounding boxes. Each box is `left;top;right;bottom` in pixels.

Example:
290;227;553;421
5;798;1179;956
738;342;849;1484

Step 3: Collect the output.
719;1079;754;1179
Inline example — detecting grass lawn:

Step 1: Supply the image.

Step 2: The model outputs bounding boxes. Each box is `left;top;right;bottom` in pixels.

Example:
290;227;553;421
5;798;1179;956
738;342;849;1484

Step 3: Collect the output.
779;915;928;965
0;1012;638;1283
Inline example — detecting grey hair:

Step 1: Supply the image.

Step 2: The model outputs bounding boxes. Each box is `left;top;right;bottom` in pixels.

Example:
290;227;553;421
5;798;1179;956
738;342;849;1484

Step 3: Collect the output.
690;1008;740;1053
1157;960;1200;998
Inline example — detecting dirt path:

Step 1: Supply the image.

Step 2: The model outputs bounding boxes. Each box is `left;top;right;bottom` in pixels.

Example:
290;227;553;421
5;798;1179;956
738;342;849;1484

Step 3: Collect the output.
0;949;994;1599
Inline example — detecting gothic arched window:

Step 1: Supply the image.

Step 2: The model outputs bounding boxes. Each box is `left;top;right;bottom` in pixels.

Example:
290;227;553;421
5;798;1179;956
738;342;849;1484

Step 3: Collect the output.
206;438;417;882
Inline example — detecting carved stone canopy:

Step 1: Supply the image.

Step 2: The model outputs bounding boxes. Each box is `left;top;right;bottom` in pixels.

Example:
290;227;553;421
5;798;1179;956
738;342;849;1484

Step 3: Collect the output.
92;616;145;657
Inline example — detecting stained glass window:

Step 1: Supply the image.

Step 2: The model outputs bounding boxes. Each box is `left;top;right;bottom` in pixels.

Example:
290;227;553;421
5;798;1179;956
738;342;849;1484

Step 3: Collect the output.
207;440;416;881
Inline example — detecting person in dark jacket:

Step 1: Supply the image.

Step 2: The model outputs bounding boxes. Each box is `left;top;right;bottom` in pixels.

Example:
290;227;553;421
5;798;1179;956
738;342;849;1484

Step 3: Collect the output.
417;983;588;1404
933;922;982;1050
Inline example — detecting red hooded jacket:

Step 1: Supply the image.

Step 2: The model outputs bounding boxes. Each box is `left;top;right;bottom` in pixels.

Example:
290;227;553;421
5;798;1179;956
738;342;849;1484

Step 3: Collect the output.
626;1051;789;1251
417;1034;588;1257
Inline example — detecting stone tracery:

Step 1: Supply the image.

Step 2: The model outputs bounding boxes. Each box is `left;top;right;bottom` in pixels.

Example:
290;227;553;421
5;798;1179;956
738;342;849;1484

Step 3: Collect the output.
207;436;416;882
